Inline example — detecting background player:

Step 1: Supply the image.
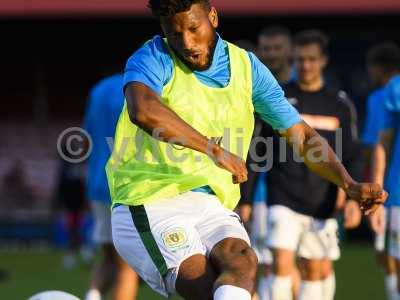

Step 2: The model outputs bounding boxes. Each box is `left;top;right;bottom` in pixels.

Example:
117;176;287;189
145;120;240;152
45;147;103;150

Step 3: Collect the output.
257;26;296;85
83;73;139;300
246;29;364;300
367;42;400;300
239;25;300;300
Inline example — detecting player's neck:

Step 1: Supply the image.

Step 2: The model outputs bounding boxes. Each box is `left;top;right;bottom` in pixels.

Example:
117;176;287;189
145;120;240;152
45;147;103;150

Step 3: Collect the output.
275;65;292;84
298;77;324;92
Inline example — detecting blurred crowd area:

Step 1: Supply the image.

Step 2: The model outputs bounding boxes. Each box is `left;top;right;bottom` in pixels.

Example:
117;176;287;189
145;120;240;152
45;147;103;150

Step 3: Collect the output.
0;13;399;248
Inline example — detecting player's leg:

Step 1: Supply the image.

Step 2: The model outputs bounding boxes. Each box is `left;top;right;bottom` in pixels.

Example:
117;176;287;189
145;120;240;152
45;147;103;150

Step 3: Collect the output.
298;258;335;300
113;251;139;300
320;259;335;300
388;206;400;299
86;244;117;300
86;201;135;300
112;192;219;299
250;199;271;300
291;264;301;299
210;238;258;300
62;211;82;269
194;192;258;299
175;253;217;300
297;218;340;300
383;255;398;300
266;205;303;300
374;207;399;300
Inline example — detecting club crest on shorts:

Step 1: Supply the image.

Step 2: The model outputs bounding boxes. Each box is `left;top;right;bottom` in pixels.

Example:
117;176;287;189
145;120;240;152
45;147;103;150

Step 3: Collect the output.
161;228;188;251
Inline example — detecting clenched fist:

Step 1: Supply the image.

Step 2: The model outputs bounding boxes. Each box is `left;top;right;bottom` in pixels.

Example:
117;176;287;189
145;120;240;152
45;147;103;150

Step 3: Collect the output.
345;182;388;215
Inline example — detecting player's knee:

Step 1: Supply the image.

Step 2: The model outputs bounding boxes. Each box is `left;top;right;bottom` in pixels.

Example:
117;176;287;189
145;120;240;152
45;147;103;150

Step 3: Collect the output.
240;246;258;275
224;246;258;277
272;248;295;276
320;260;333;279
299;258;322;281
176;254;215;300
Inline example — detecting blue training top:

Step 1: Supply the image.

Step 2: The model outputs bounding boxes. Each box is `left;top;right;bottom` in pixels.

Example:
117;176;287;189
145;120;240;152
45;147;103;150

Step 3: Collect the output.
83;74;125;203
361;87;387;146
382;75;400;206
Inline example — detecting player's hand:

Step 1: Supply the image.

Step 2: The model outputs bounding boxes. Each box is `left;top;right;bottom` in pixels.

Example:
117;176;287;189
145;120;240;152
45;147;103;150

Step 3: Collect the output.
209;144;247;184
344;200;362;229
344;182;388;215
369;205;386;234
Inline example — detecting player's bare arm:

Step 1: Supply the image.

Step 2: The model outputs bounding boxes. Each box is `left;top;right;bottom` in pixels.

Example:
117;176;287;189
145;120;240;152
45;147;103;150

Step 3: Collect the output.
280;121;387;214
125;81;247;183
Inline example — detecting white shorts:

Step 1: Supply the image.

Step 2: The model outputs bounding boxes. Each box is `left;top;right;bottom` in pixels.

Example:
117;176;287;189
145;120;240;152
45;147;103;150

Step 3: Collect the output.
112;191;250;297
267;205;340;261
374;207;388;253
388;206;400;259
91;201;112;244
250;201;272;265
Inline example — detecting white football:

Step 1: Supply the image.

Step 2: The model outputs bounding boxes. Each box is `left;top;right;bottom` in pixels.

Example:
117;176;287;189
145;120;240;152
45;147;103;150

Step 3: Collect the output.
27;290;80;300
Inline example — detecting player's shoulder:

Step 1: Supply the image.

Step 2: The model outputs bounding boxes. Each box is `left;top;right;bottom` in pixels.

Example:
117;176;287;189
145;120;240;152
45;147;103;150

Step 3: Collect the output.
91;74;123;96
384;74;400;112
98;73;124;88
387;74;400;96
126;35;172;67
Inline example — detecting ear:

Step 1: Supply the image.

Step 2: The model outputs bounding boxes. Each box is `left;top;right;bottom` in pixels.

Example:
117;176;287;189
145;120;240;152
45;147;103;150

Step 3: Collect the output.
208;7;218;29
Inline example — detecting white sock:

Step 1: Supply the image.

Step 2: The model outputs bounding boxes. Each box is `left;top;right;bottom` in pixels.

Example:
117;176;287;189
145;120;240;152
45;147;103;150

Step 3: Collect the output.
385;274;400;300
322;273;336;300
268;275;292;300
258;276;270;300
298;281;323;300
85;289;101;300
214;285;251;300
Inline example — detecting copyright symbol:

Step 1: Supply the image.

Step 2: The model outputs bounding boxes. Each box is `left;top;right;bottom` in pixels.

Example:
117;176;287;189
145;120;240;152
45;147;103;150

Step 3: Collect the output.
57;127;92;163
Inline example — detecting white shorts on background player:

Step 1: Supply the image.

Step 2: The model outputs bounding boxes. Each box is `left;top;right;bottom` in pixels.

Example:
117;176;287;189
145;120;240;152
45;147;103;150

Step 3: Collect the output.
378;206;400;260
112;191;250;297
90;201;113;244
267;205;340;260
375;207;388;253
250;201;272;265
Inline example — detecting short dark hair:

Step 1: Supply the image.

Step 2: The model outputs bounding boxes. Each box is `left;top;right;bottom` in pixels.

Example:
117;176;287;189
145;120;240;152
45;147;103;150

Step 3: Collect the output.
294;29;329;56
259;26;292;40
148;0;210;17
367;42;400;72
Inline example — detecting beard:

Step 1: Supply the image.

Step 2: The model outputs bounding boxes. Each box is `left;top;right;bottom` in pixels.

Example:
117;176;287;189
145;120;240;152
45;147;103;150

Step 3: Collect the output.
173;31;217;72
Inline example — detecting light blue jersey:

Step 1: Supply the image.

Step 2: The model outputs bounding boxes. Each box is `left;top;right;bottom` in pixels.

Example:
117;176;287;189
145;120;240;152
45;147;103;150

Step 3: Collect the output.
361;87;386;146
383;75;400;206
83;74;125;203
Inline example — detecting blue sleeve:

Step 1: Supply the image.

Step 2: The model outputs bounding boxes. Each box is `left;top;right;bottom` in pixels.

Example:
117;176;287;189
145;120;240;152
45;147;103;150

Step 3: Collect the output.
385;77;400;114
124;36;173;96
83;86;101;135
383;80;400;129
248;52;302;130
361;93;385;145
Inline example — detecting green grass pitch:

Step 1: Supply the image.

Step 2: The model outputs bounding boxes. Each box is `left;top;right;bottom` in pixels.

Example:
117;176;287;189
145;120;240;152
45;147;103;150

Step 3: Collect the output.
0;244;385;300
